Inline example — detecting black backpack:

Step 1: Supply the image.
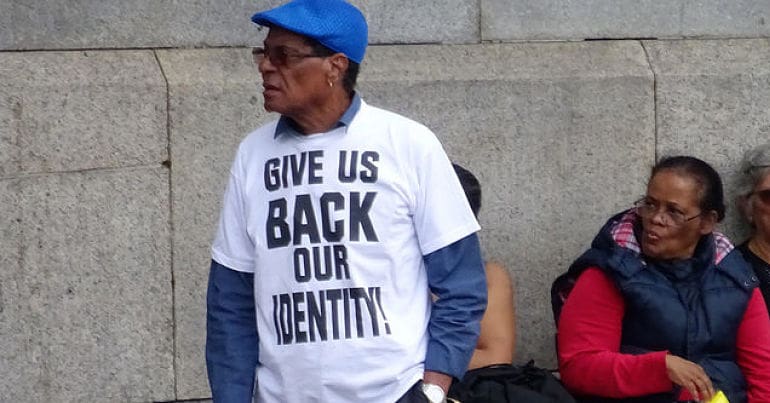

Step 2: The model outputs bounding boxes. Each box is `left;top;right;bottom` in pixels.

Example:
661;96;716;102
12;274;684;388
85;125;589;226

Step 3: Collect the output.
550;269;581;328
448;361;576;403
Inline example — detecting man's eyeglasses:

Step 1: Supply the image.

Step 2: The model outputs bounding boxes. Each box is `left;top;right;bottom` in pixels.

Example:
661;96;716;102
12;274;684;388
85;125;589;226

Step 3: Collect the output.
749;189;770;205
633;198;702;227
252;46;324;67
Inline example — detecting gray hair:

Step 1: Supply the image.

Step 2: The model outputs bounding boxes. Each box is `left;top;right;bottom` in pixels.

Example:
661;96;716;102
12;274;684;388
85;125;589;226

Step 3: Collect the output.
737;143;770;197
736;143;770;225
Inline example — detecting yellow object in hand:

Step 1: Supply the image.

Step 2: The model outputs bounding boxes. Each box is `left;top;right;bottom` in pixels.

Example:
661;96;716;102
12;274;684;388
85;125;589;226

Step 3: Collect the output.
708;390;729;403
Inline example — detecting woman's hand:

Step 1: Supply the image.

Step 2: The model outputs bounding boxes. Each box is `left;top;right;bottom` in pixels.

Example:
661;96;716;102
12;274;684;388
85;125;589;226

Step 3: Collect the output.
665;354;715;401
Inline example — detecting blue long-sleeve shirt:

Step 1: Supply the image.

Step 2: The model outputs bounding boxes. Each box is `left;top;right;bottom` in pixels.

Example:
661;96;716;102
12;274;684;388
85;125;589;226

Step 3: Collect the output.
423;233;487;378
206;233;486;402
206;261;259;403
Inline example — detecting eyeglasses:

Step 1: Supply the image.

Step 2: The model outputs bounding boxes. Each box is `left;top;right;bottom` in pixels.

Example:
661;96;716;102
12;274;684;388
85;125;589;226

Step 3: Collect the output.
749;189;770;205
633;198;702;227
252;46;323;67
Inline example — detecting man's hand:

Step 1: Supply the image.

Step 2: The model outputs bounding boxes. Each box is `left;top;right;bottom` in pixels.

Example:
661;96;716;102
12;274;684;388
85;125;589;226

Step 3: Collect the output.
423;370;452;394
665;354;715;401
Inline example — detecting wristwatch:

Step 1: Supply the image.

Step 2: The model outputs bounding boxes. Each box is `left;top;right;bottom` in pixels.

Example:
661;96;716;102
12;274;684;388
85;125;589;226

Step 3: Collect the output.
421;382;446;403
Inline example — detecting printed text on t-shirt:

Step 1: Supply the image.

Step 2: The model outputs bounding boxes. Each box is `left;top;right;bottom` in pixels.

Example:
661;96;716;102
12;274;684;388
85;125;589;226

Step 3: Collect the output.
263;150;392;345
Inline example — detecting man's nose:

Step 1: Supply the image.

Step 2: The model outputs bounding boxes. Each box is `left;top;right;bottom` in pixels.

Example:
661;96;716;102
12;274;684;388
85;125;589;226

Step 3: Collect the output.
258;55;277;74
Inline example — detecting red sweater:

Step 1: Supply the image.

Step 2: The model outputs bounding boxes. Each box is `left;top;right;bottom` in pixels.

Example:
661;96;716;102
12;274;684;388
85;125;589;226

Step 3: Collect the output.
557;267;770;401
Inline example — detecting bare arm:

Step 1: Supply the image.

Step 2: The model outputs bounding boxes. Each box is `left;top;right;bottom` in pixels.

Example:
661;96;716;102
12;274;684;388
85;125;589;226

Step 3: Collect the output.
467;261;516;370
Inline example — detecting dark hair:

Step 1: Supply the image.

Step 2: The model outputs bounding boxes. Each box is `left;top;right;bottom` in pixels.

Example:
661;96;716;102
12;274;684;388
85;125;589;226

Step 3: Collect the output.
651;156;726;222
305;38;360;96
453;163;481;217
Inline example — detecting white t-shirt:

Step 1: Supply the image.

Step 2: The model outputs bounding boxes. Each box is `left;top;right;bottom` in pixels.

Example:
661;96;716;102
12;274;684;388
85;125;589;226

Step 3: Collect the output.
212;101;480;402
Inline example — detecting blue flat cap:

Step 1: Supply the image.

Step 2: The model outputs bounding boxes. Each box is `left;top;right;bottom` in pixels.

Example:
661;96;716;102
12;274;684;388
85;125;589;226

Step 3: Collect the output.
251;0;368;64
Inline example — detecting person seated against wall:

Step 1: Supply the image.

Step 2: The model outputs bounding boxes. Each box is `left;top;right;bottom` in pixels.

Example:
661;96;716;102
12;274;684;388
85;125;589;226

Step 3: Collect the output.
556;156;770;402
736;143;770;314
453;163;516;369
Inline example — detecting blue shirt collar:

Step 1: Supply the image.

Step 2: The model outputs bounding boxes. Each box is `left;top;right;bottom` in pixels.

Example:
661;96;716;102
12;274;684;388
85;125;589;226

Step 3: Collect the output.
274;92;362;138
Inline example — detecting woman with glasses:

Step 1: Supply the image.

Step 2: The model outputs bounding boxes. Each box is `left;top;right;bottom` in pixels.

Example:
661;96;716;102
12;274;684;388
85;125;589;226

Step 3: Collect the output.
736;143;770;314
556;156;770;403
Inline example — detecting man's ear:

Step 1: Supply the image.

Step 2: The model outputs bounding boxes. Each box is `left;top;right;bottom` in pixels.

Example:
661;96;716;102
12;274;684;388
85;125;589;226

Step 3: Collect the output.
327;53;349;84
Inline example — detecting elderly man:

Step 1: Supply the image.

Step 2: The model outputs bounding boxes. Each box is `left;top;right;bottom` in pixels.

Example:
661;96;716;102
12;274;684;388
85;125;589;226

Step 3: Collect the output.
205;0;487;402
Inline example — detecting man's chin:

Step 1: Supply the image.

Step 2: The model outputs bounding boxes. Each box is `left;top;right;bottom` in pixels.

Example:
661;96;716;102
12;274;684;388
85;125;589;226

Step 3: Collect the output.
263;101;281;113
262;100;289;115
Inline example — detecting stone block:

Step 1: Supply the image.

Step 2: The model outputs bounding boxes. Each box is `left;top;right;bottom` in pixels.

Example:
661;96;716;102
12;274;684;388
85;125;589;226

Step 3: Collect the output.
156;48;269;399
1;0;478;51
0;50;166;178
0;167;173;402
352;0;479;44
680;0;770;38
645;39;770;242
0;0;259;50
360;41;655;366
482;0;770;41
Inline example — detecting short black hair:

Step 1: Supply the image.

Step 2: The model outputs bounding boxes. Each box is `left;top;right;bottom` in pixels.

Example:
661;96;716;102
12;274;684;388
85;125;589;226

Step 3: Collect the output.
305;38;360;96
651;156;726;222
453;163;481;218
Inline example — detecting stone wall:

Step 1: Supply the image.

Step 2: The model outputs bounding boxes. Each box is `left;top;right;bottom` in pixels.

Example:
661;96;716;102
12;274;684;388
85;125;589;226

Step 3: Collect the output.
1;1;769;401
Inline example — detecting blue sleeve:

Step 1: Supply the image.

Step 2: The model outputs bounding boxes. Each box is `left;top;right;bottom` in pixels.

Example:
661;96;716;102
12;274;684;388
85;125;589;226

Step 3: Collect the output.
423;233;487;379
206;259;259;403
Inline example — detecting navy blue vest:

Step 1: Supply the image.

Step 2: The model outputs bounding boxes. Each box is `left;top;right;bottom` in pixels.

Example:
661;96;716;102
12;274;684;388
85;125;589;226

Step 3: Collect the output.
567;213;758;403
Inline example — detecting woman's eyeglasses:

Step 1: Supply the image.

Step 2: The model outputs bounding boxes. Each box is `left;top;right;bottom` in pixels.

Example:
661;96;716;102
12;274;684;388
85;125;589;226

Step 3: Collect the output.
633;198;702;227
750;189;770;205
252;46;323;67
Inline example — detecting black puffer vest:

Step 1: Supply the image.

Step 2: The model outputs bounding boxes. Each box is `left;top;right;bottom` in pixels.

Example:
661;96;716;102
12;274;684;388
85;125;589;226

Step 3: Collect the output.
567;211;758;403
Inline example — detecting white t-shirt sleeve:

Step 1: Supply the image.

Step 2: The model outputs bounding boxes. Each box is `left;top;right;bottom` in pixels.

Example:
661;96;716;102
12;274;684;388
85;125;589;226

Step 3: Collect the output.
411;131;480;255
211;152;256;273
